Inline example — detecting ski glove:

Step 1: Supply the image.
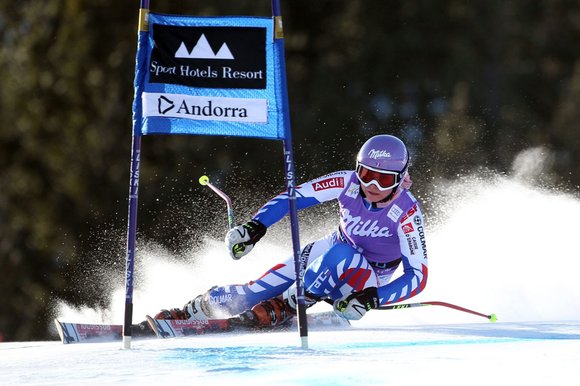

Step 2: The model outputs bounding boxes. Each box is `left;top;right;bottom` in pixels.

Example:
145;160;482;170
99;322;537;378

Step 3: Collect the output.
225;219;267;260
333;287;379;320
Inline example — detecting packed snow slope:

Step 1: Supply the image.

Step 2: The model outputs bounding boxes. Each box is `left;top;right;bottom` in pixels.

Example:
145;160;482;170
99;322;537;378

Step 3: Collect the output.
3;322;580;386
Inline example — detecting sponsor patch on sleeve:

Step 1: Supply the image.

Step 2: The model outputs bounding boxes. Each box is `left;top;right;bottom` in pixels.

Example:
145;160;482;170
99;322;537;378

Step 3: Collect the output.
312;177;344;191
400;204;418;223
402;222;415;234
413;215;422;225
387;204;403;222
345;182;360;199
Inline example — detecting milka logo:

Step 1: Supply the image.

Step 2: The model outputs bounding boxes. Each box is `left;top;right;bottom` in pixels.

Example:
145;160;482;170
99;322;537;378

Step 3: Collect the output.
368;149;391;159
342;208;392;238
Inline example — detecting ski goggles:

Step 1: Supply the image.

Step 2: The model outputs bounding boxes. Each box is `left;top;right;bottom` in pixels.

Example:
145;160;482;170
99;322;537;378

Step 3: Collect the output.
356;164;402;191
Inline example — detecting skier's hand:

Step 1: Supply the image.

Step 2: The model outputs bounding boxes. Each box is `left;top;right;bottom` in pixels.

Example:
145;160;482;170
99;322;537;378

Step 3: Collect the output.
225;219;267;260
333;287;379;320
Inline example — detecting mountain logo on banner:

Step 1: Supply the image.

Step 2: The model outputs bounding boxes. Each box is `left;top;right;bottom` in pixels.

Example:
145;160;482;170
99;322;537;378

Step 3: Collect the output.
150;25;267;89
175;34;234;60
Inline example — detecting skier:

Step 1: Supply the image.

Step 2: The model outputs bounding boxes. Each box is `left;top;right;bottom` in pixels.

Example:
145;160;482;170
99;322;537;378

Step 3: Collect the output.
154;134;428;328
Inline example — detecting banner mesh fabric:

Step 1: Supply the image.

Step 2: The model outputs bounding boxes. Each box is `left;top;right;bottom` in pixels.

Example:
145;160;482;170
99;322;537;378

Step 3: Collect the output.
132;14;287;140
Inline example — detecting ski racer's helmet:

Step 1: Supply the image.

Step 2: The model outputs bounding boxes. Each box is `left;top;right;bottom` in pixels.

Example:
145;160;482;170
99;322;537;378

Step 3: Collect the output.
356;135;409;191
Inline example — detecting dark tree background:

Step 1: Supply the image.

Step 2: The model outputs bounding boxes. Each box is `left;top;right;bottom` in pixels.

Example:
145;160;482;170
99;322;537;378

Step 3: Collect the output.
1;0;578;341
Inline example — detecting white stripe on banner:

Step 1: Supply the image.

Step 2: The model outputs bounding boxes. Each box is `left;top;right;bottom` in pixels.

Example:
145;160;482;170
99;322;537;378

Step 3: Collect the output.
142;92;268;123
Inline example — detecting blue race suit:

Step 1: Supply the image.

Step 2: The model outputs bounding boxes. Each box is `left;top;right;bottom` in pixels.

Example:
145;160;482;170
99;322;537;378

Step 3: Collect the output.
203;170;428;316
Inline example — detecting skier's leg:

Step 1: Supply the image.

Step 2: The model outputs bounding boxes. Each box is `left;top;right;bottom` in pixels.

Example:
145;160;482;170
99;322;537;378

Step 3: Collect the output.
183;258;296;319
150;259;295;321
250;234;357;327
303;243;378;301
190;233;338;319
280;234;338;311
174;234;345;326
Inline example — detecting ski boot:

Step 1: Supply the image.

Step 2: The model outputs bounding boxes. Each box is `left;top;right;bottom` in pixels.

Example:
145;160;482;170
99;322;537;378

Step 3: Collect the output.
183;294;212;321
130;320;156;337
233;296;295;329
153;291;213;322
154;308;189;320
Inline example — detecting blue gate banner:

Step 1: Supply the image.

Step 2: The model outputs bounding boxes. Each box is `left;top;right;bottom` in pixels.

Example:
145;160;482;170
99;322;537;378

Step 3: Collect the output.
132;13;287;140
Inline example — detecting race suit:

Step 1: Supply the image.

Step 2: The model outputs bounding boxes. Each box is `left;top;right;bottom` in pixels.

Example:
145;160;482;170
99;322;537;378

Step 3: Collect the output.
203;170;428;316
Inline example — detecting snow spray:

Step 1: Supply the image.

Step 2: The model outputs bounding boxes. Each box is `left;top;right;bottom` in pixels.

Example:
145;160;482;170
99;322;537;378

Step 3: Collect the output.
56;147;580;327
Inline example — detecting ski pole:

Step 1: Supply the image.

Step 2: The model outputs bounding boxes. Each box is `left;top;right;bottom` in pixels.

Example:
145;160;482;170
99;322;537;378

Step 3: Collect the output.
198;175;235;229
378;301;498;322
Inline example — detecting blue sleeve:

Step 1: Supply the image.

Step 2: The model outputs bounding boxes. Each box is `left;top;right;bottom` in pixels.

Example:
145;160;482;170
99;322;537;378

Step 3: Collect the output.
377;254;428;304
253;171;352;227
253;192;319;227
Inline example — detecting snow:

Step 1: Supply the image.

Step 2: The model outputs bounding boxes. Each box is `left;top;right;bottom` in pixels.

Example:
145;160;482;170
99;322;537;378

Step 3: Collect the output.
3;322;580;385
2;154;580;385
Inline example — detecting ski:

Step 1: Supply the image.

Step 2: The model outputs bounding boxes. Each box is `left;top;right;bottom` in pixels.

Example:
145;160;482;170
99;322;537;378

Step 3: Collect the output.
54;319;125;344
55;311;349;344
145;310;349;339
145;315;230;338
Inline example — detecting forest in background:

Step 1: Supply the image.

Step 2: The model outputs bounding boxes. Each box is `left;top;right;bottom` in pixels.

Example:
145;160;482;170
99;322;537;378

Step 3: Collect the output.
1;0;578;341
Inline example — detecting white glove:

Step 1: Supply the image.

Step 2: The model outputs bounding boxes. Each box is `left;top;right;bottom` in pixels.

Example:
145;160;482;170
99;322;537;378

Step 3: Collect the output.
333;287;379;320
224;219;267;260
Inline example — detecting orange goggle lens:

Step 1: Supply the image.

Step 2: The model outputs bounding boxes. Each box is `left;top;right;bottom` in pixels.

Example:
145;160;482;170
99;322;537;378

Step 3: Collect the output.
356;165;400;190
